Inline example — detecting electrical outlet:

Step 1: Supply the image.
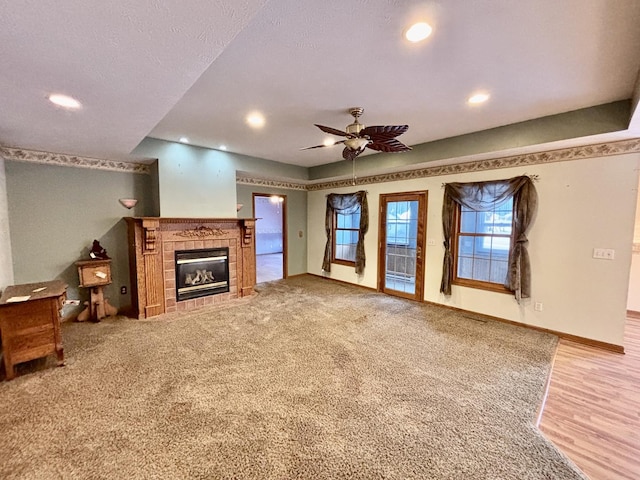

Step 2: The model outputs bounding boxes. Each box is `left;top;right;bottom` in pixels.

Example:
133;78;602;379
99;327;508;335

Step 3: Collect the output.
534;302;543;312
120;286;127;295
427;238;436;246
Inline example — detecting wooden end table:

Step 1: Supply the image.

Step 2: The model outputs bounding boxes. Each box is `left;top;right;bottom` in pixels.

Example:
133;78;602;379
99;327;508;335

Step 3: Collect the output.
0;280;67;380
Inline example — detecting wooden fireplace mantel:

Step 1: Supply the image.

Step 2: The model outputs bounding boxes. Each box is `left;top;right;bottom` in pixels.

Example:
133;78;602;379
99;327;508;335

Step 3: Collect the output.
125;217;256;319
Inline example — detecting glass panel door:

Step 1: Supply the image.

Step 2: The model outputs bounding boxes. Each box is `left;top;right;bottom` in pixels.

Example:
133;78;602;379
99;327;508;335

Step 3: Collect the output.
379;192;427;301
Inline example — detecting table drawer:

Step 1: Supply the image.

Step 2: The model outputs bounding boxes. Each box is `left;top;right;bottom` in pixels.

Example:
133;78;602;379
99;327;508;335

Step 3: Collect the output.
79;263;111;287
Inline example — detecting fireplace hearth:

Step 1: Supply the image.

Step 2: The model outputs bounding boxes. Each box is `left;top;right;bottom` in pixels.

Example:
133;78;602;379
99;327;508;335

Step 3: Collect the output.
175;248;229;301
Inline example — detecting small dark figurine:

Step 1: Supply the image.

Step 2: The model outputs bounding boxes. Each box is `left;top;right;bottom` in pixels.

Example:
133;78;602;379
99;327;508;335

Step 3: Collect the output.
89;239;110;259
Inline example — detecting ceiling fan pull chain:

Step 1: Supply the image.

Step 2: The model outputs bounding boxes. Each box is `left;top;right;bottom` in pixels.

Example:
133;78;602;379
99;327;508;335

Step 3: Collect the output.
352;157;357;186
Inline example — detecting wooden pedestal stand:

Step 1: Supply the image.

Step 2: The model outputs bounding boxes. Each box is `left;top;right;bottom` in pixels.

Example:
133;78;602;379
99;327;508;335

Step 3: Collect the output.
76;259;117;322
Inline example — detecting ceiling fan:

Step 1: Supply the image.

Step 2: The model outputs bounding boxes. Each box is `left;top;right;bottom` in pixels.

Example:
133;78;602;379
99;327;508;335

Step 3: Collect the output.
302;107;412;161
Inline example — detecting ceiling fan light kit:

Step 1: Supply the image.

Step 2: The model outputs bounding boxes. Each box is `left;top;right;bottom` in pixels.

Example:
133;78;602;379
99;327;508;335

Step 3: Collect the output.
303;107;411;161
344;137;370;151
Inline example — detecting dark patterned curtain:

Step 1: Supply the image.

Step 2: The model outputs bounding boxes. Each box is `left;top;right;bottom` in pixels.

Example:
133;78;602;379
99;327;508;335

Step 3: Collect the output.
440;175;537;301
322;191;369;275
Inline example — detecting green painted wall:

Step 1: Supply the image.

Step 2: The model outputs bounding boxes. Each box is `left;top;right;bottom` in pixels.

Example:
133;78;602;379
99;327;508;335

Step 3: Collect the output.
0;159;14;290
134;138;308;218
236;184;307;276
2;151;307;315
5;161;156;317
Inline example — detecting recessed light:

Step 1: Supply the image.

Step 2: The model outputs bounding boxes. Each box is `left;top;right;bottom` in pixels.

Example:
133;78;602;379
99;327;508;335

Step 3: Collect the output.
405;22;433;43
220;145;227;151
468;93;490;104
246;111;265;129
179;136;189;143
323;138;336;147
48;93;81;109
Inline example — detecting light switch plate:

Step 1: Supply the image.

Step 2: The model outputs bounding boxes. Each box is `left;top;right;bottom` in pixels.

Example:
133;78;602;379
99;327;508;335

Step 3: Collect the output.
593;248;615;260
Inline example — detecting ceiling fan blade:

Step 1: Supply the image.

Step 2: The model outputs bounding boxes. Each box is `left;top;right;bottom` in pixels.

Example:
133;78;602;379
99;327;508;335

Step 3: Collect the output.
315;124;351;137
342;146;364;161
300;140;345;150
300;144;328;150
360;125;409;140
367;138;412;153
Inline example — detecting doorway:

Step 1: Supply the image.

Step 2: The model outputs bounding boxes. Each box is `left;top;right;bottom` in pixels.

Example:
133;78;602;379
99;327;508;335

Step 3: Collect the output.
378;191;428;301
253;193;287;283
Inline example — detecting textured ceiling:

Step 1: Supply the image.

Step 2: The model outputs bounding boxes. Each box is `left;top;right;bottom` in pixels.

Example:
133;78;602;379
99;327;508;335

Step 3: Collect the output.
1;0;640;167
0;0;268;161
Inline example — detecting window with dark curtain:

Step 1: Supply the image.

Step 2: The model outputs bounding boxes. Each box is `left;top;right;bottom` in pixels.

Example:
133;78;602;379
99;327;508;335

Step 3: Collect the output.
322;191;369;274
440;175;537;301
333;207;361;264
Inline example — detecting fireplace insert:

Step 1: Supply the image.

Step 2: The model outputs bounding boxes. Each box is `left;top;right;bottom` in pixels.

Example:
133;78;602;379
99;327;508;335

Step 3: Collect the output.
175;248;229;301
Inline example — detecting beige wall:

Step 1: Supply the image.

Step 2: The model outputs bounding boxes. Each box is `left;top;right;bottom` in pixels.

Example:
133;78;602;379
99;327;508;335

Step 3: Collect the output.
308;153;640;347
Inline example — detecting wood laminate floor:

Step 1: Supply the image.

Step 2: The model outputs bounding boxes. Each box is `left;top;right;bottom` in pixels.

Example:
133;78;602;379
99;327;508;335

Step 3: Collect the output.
539;317;640;479
256;253;283;284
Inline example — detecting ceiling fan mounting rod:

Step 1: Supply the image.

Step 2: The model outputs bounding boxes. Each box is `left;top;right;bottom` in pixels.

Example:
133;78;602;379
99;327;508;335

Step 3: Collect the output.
346;107;365;136
348;107;364;119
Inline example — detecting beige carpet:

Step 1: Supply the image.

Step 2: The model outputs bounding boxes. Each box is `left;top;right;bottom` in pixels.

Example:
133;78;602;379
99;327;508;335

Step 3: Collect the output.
0;275;585;479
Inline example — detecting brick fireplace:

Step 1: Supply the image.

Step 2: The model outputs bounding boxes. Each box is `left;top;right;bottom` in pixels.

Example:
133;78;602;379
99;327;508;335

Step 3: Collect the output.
125;217;256;319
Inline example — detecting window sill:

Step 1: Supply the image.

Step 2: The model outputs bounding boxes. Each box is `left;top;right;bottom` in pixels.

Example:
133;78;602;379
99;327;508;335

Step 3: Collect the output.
332;259;356;267
452;278;512;294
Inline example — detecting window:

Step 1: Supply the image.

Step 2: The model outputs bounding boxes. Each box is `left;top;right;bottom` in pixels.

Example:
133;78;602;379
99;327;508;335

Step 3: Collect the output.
440;176;536;300
453;195;514;292
332;206;361;265
386;201;416;247
322;190;368;275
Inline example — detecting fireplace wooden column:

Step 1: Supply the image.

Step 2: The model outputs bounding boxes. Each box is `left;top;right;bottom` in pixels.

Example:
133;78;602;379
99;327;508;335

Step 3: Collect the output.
241;220;256;296
125;217;256;319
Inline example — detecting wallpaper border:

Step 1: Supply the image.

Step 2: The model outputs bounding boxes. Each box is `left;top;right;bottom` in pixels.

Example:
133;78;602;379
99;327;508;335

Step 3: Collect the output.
236;172;307;191
240;137;640;191
0;146;151;175
305;137;640;191
3;137;640;185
